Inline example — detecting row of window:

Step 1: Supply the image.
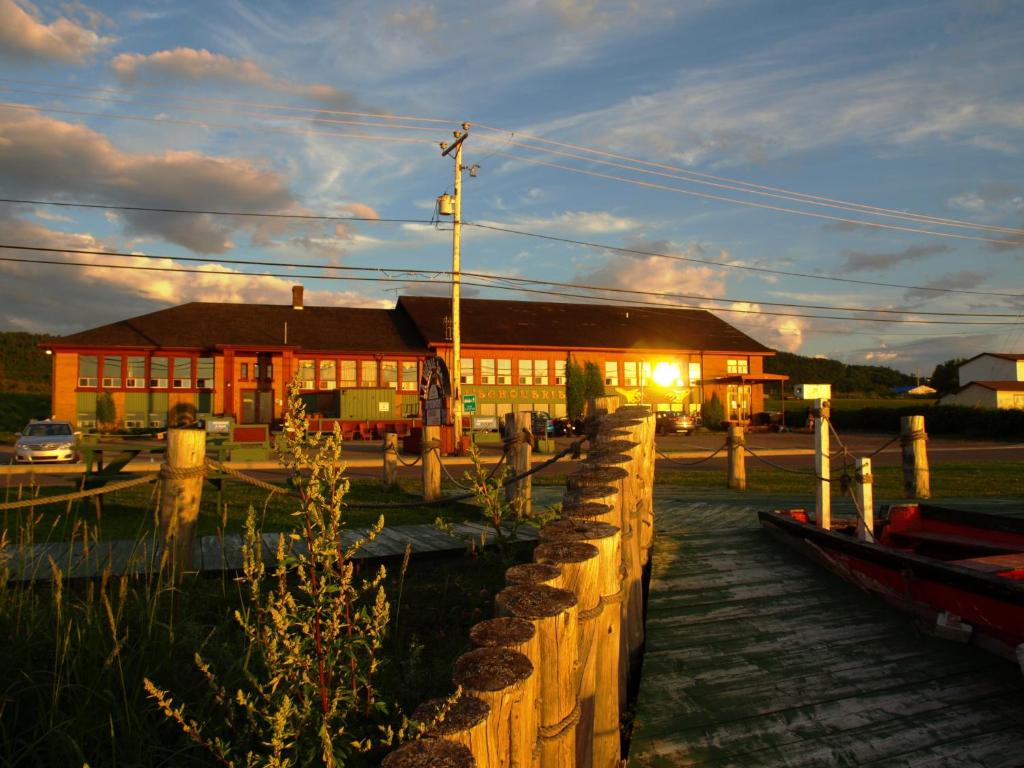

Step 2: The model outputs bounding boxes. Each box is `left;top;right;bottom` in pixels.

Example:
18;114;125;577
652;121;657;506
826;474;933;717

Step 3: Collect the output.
294;359;420;391
78;355;214;390
461;359;567;386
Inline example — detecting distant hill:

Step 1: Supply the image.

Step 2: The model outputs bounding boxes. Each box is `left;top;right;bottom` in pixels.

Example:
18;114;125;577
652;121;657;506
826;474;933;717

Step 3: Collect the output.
0;331;55;393
765;351;916;396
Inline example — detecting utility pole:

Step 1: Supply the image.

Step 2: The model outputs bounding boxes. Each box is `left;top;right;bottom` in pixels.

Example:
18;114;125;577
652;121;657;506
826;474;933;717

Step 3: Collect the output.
440;123;472;448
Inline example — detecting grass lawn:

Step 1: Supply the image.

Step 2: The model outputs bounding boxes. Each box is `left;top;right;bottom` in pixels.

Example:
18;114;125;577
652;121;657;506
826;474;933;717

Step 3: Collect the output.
765;397;937;411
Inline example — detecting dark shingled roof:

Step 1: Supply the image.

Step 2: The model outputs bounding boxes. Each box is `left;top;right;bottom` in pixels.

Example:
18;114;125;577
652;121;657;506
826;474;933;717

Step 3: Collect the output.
51;295;773;355
54;302;427;353
398;295;771;353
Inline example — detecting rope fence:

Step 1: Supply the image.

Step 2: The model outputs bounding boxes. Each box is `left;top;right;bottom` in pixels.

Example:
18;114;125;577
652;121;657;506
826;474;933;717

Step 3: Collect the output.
656;442;727;467
0;473;158;512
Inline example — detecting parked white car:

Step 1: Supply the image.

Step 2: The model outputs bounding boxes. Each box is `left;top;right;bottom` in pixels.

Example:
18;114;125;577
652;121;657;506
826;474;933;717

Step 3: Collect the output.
14;420;81;463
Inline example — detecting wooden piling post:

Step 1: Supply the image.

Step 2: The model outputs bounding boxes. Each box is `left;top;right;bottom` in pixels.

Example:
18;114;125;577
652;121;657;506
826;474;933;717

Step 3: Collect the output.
412;696;490;761
158;428;206;577
814;398;831;530
496;584;579;768
382;739;476;768
539;520;623;767
506;562;564;590
422;425;441;502
727;424;747;491
504;412;532;516
453;646;534;768
470;617;540;766
533;541;601;767
900;415;930;499
383;432;399;487
855;457;874;543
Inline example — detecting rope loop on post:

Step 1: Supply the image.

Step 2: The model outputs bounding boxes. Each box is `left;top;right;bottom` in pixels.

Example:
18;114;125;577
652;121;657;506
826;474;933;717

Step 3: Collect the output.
160;463;207;481
899;430;928;446
577;596;604;622
537;702;581;741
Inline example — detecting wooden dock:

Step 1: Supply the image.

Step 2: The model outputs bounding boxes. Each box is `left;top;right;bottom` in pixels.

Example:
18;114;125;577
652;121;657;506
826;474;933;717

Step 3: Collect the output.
629;490;1024;767
4;520;538;581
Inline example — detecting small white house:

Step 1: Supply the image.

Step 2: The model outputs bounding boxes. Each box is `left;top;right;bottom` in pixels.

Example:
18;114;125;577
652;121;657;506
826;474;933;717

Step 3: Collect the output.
957;353;1024;387
939;353;1024;409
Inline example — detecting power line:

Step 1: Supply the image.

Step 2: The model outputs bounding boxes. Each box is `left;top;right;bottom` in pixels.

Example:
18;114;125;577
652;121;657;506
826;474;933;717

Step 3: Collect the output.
484;149;1024;249
1;241;1019;318
0;102;437;147
5;75;1017;238
463;221;1024;299
472;125;1024;236
0;249;1017;326
6;197;1022;299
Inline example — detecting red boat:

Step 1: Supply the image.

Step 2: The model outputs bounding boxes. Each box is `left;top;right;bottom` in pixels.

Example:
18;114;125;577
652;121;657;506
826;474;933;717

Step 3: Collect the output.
758;503;1024;665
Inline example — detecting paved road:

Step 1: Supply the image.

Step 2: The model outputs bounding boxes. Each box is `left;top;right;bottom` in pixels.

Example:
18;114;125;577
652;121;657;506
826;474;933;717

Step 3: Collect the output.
3;430;1022;486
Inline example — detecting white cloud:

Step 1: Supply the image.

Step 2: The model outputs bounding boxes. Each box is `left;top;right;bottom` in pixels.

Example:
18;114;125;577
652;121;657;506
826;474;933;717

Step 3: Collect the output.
111;47;358;108
0;0;113;63
478;210;638;235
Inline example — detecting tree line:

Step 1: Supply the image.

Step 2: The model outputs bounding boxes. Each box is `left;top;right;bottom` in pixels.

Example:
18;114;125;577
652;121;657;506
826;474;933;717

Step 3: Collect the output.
0;331;55;394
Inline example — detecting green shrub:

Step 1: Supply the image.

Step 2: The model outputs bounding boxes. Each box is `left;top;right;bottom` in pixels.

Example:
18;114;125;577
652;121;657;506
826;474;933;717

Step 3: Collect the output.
701;392;725;430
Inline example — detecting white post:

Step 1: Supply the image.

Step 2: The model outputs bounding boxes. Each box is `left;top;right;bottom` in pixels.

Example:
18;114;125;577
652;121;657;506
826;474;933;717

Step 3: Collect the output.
814;398;830;530
855;457;874;543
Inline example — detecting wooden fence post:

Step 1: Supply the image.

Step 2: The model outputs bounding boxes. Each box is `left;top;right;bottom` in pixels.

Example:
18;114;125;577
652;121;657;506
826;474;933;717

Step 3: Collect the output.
900;415;930;499
496;584;579;768
506;562;564;590
727;424;747;491
412;696;490;761
504;412;532;517
158;428;206;577
381;739;475;768
533;541;601;768
539;520;623;767
452;647;534;768
855;457;874;543
470;617;540;767
815;398;831;530
422;425;441;502
383;432;398;487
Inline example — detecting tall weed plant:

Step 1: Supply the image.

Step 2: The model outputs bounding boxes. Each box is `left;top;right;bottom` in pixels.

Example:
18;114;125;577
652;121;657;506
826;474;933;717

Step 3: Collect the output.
146;386;403;767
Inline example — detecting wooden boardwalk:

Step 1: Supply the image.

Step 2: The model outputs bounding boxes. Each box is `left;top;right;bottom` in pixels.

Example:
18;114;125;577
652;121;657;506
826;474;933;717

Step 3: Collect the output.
629;489;1024;767
5;521;538;581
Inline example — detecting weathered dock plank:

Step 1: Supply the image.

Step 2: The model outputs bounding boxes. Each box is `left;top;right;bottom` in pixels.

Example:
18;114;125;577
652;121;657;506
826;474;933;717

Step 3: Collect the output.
629;489;1024;767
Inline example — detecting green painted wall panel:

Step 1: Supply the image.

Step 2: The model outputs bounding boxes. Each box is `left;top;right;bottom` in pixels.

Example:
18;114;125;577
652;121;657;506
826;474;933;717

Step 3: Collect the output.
339;388;396;420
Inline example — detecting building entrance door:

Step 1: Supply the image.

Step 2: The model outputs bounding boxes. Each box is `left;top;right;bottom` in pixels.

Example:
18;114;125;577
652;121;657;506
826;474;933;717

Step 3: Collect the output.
240;389;274;424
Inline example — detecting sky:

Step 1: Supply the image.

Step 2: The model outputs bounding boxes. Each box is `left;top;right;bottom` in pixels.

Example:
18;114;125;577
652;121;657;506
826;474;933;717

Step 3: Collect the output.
0;0;1022;376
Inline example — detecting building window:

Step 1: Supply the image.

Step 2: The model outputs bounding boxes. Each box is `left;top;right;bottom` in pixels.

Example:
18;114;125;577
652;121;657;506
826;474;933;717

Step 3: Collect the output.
124;413;146;428
460;358;474;385
100;356;122;388
552;403;567;417
298;359;316;390
150;356;169;388
77;355;98;387
554;359;566;385
381;361;398;389
340;360;356;388
534;360;549;385
518;359;533;385
642;362;651;385
77;412;96;428
479;403;496;416
126;356;146;388
727;358;749;375
196;357;214;389
239;362;249;380
173;357;192;389
497;359;512;385
689;362;701;384
361;360;378;387
623;361;638;387
401;361;418;391
605;361;619;387
319;360;337;389
149;412;166;428
480;358;496;385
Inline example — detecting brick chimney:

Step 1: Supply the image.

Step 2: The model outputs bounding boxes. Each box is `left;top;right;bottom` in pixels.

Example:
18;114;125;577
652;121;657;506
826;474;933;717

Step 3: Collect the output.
292;285;304;310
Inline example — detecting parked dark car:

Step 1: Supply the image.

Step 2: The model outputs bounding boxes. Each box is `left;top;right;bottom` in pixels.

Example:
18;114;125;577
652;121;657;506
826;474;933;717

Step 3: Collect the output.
655;411;694;436
552;417;574;437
